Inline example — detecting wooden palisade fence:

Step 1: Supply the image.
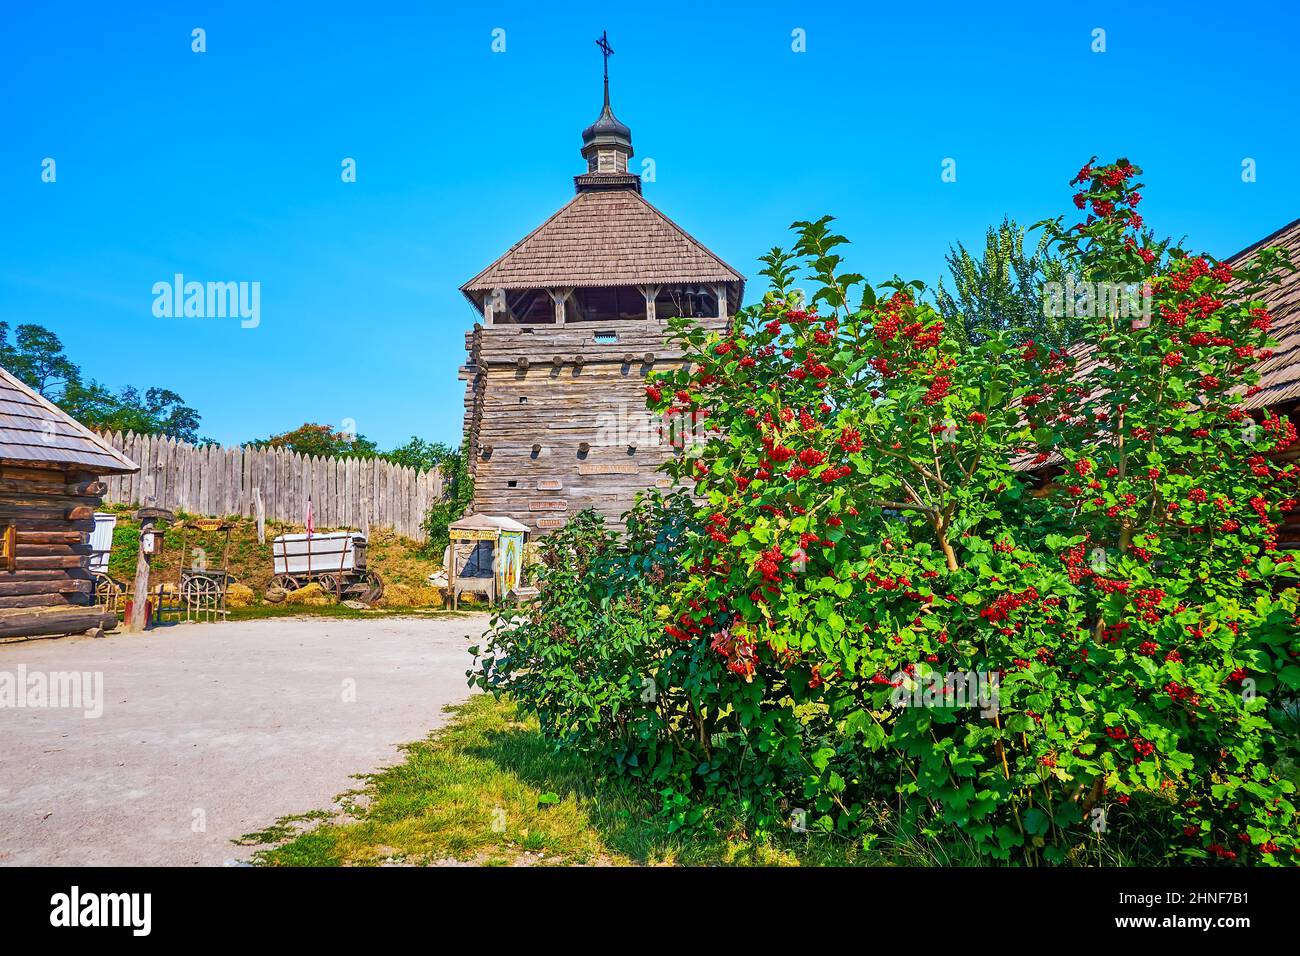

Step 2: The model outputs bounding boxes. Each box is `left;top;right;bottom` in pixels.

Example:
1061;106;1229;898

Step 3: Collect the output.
96;431;444;543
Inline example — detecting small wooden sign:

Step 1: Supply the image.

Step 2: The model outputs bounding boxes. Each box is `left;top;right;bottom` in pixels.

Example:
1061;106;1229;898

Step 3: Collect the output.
451;529;498;541
536;517;566;529
536;479;564;491
578;462;638;476
529;500;569;512
191;518;226;532
654;477;674;488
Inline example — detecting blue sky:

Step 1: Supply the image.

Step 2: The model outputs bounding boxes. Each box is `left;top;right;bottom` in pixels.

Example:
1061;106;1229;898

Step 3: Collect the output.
2;0;1297;448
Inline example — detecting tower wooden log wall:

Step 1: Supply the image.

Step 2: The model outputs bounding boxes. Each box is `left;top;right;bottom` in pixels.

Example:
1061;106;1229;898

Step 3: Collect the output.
461;315;729;534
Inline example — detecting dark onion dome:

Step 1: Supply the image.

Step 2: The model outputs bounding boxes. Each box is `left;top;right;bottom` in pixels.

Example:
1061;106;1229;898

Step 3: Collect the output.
581;102;632;147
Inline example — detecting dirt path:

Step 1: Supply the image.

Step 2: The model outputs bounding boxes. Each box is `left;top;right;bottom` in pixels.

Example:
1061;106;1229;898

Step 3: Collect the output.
0;615;486;866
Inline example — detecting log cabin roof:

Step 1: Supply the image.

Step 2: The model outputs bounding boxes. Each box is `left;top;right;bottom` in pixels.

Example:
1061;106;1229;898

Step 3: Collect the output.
1057;217;1300;411
1009;216;1300;472
460;188;744;304
1228;216;1300;409
0;365;138;474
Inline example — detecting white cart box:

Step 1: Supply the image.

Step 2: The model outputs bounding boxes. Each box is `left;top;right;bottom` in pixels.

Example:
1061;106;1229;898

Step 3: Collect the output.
271;532;367;576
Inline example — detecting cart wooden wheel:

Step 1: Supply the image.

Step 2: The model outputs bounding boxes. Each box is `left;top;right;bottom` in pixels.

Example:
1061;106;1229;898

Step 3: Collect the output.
316;574;340;598
359;571;384;605
181;574;223;608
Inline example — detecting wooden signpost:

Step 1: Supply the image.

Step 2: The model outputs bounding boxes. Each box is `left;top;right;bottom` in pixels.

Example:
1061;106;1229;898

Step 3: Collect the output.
128;507;173;632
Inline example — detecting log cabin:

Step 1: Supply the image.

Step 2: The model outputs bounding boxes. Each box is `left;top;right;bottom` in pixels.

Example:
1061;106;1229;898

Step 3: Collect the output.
458;69;744;535
0;365;138;640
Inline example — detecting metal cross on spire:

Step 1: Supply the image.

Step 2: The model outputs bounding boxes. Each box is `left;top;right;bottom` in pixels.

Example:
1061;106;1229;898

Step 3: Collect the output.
596;30;614;107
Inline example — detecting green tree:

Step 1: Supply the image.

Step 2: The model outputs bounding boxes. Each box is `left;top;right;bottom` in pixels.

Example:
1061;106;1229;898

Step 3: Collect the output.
934;218;1082;353
62;382;202;442
420;443;472;562
0;322;80;398
252;422;380;458
1;322;203;441
384;436;456;472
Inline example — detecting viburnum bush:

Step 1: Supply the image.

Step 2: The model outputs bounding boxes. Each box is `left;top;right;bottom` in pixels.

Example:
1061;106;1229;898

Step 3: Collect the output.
471;494;813;832
473;158;1300;863
469;507;665;753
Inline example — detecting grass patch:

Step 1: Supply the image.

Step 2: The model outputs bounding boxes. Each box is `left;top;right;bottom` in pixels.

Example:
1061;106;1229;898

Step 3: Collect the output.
253;694;881;867
235;809;333;846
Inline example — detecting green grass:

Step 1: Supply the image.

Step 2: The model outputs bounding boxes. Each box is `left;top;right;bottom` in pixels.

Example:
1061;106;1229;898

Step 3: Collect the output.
246;695;1189;868
252;694;881;867
234;810;333;846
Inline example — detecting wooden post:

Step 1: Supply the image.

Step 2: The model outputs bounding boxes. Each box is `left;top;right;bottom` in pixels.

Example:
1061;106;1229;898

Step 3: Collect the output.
254;487;266;544
548;288;573;325
716;284;729;323
129;521;153;632
449;538;458;610
128;507;172;632
639;285;660;322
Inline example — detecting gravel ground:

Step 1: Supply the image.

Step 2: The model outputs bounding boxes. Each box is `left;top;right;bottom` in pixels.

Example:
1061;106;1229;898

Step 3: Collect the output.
0;614;485;866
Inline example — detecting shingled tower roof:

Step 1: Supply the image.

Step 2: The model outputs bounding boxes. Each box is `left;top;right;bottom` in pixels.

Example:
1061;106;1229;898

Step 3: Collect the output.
461;190;744;302
460;41;743;308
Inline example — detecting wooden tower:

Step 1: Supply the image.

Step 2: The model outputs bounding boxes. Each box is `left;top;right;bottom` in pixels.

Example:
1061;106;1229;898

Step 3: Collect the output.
459;37;744;535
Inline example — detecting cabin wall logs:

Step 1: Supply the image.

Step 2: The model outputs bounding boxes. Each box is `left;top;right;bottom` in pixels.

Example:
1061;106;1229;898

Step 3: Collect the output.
0;463;116;638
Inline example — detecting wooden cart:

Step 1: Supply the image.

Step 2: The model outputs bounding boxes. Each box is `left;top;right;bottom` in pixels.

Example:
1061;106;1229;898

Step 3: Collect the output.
267;531;383;605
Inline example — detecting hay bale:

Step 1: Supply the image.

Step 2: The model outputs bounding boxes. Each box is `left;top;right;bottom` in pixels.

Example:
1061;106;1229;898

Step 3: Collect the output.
380;583;417;608
379;583;444;609
285;582;333;606
225;583;256;608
